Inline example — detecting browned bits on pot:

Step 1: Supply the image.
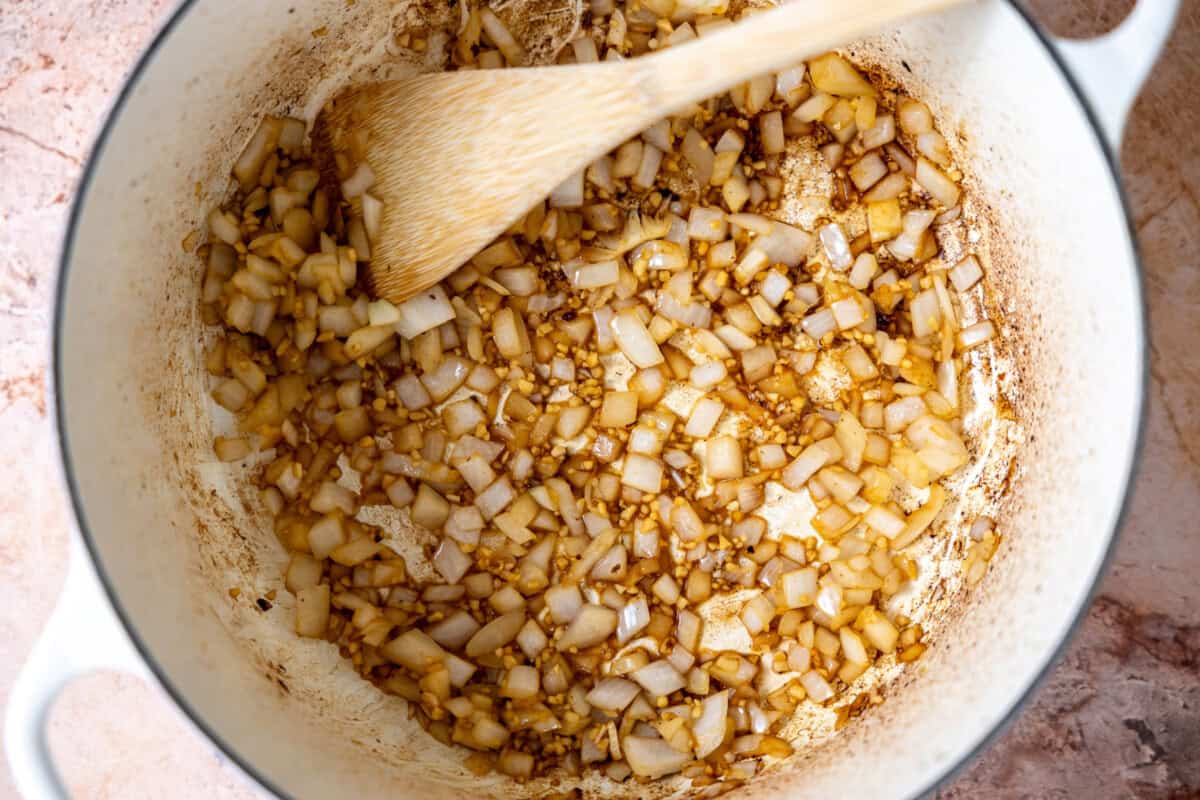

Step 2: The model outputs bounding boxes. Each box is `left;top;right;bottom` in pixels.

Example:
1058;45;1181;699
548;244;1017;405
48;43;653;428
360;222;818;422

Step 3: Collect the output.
197;7;1000;787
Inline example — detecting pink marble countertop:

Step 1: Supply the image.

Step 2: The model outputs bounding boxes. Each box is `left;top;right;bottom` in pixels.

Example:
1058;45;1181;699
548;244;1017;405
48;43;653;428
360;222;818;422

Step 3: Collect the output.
1;1;1197;797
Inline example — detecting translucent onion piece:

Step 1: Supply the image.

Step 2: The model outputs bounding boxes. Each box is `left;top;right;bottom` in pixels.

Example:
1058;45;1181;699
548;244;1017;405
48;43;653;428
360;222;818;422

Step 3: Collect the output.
558;605;619;650
611;308;664;367
631;660;686;697
617;596;651;643
394;286;455;339
465;610;525;658
586;678;641;712
623;735;692;778
818;223;853;270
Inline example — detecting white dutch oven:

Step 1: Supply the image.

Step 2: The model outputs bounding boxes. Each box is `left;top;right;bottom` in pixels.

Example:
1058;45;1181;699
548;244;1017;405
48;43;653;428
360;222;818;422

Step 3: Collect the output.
5;1;1178;797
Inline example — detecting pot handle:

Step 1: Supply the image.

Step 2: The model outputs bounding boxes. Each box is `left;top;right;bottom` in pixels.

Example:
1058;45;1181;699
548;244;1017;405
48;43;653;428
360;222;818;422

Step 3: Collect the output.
4;538;148;799
1049;0;1180;150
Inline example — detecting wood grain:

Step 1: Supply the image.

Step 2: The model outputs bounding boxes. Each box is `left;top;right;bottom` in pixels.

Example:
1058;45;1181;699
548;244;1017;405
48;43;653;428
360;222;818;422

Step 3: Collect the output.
321;0;966;302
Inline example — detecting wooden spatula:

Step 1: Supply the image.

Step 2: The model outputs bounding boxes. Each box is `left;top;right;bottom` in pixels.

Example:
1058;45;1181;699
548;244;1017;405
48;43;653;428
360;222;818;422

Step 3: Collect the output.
315;0;968;304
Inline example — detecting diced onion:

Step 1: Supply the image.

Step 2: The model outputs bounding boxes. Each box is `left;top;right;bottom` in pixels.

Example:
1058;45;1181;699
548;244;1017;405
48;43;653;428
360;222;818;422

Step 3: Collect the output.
918;131;952;165
631;660;685;697
652;575;681;604
950;255;984;293
685;397;724;438
382;629;446;673
476;477;515;520
430;610;482;650
558;605;618;649
587;678;641;712
623;735;692;778
341;162;375;199
611;308;663;367
705;435;743;479
479;8;526;66
618;597;651;643
861;113;896;149
898;98;933;134
690;360;727;390
958;320;997;350
885;396;928;433
205;39;992;778
501;664;541;699
550;169;584;208
546;584;584;624
622;453;663;493
794;92;834;123
864;173;910;204
394;286;455;339
739;593;775;635
768;59;805;104
633;144;663;190
910;288;943;338
849;253;878;290
849;151;887;191
207;209;241;245
801;307;836;340
295;585;330;637
433;539;472;583
687;206;727;241
916;157;960;208
465;610;525;657
782;440;834;488
781;568;818;608
831;296;868;330
759;111;785;155
671;499;705;541
516;619;549;660
892;484;946;548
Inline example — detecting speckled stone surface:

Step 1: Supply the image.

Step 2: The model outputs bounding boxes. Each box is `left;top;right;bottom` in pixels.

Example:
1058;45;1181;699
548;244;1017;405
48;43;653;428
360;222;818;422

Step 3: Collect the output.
0;1;1196;798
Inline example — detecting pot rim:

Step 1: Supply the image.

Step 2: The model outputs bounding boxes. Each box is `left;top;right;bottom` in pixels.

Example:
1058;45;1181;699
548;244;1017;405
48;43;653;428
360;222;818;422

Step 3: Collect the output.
49;3;1150;798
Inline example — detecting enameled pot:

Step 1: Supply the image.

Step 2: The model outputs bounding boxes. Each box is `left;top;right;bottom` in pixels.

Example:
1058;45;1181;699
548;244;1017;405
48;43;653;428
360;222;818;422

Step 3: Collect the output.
6;1;1177;797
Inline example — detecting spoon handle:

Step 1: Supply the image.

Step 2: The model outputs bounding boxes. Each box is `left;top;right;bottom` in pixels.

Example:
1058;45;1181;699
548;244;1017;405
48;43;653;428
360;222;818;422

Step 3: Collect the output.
629;0;971;115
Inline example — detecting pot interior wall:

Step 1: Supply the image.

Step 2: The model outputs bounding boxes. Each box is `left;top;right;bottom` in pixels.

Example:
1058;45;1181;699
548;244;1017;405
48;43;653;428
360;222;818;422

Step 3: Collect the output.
56;1;1141;798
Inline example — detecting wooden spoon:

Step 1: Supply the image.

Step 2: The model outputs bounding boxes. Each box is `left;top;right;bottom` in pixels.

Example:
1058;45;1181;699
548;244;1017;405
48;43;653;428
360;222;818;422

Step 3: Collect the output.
316;0;968;304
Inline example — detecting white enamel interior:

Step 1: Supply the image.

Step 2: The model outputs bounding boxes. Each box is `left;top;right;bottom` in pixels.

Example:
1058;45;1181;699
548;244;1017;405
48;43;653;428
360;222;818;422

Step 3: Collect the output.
55;1;1143;798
